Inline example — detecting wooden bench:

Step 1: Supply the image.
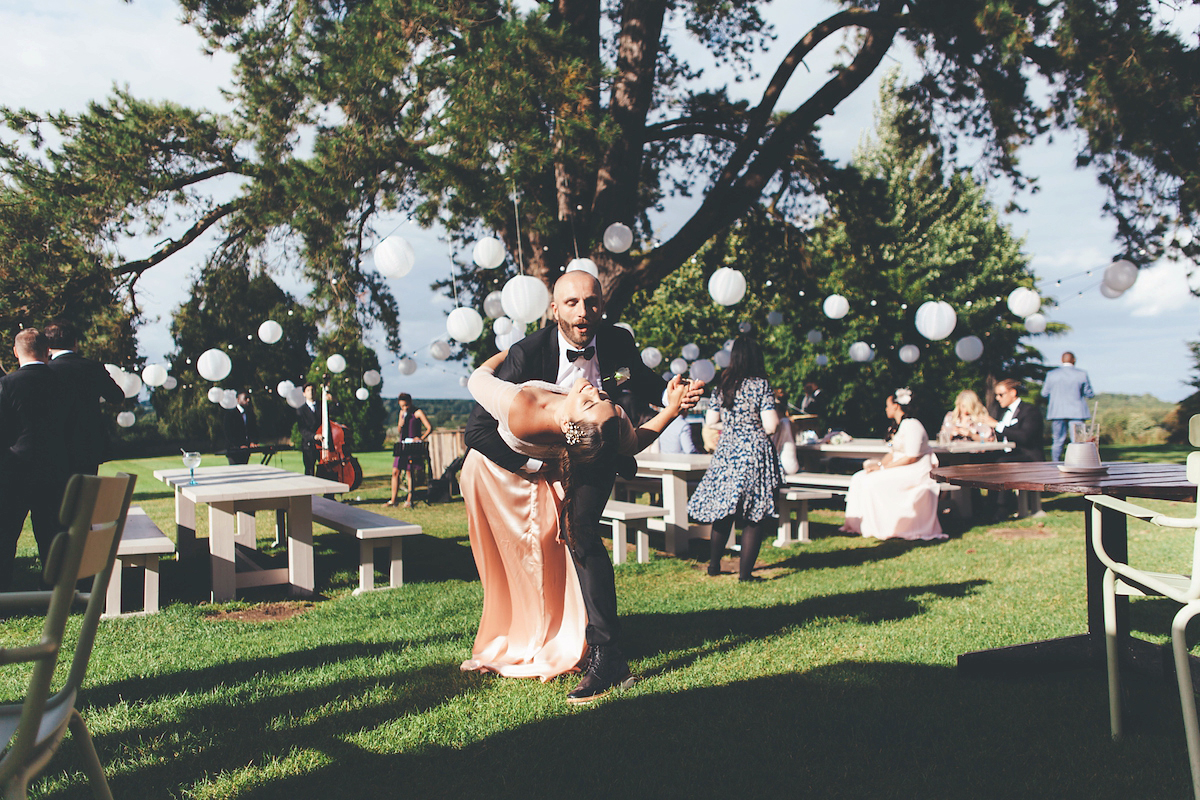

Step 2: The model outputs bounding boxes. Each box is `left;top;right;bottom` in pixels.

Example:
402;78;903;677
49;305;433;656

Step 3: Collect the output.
600;500;664;565
775;488;834;546
784;472;855;495
311;497;423;594
104;506;176;618
612;476;662;506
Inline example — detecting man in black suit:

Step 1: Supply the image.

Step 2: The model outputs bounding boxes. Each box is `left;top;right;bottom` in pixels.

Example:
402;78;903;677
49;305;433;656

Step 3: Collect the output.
224;391;258;464
990;378;1045;517
44;319;125;476
465;269;699;703
297;383;322;475
0;329;70;590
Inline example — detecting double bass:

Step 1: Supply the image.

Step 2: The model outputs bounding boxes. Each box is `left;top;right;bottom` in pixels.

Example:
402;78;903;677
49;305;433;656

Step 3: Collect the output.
315;379;363;491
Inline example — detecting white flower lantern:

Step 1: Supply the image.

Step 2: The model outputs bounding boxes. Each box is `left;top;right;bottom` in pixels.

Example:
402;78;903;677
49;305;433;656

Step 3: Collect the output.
955;335;984;362
483;291;506;319
398;357;418;375
566;257;599;277
501;275;550;324
690;358;716;384
162;376;178;390
602;222;634;253
806;329;823;344
1103;259;1139;292
277;380;296;397
326;354;347;373
472;236;506;269
493;317;514;336
374;236;416;278
120;372;142;399
197;348;232;381
286;387;306;409
355;387;369;401
1006;287;1041;318
207;386;223;403
767;310;784;326
495;328;525;349
822;294;850;320
815;354;829;367
898;344;921;364
430;340;452;361
1024;313;1048;334
641;347;662;368
446;307;485;343
363;369;382;387
915;300;957;341
848;341;874;362
220;388;239;410
669;357;688;375
141;364;168;387
1099;282;1125;299
713;349;731;369
708;267;747;306
116;411;136;428
1175;228;1194;248
258;320;283;344
681;342;700;361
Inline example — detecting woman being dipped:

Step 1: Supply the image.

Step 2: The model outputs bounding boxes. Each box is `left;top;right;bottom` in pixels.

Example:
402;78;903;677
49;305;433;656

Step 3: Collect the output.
386;393;432;508
460;348;693;681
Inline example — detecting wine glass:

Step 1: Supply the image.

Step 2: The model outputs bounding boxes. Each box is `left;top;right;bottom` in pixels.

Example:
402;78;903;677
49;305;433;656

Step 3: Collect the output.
181;451;202;485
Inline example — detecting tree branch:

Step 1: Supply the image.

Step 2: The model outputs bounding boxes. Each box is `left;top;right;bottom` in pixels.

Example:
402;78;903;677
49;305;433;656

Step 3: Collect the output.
113;199;239;276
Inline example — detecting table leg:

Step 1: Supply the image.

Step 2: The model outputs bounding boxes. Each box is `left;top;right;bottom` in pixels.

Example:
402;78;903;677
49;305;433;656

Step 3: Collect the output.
175;489;197;558
287;495;315;596
660;474;689;557
235;510;257;548
209;501;237;602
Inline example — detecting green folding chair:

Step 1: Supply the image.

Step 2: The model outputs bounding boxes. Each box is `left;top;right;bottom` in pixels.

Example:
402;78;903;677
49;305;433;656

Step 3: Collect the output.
0;472;136;799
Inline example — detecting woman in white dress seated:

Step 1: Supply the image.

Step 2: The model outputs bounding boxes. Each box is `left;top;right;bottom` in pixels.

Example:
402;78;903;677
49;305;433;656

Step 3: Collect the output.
840;388;946;541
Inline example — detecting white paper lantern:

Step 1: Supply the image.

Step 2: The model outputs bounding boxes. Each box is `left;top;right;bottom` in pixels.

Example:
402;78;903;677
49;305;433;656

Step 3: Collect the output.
1175;228;1194;248
708;267;747;306
566;257;599;277
1099;282;1125;299
898;344;921;364
1006;287;1041;318
641;347;663;368
614;322;634;335
669;357;688;375
815;354;829;366
955;335;984;362
713;349;731;369
483;291;506;319
398;357;417;375
277;380;296;397
690;358;716;384
207;386;223;403
822;294;850;320
116;411;136;428
806;329;823;344
374;236;416;278
197;348;232;381
363;369;382;387
681;342;700;361
495;328;525;349
766;310;784;326
472;236;506;269
848;341;874;362
914;300;957;341
1024;313;1048;334
286;387;306;409
120;372;142;399
602;222;634;253
1103;259;1139;292
662;371;673;382
430;340;452;360
326;354;347;373
141;364;168;387
355;387;370;401
162;376;178;390
493;317;514;336
258;319;283;344
446;306;485;343
501;275;550;324
220;388;239;410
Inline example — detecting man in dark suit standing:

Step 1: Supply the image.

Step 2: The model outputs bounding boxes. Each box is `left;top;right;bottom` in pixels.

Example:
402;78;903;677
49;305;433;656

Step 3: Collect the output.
296;383;322;475
44;319;125;476
465;269;698;703
0;329;69;590
224;391;258;464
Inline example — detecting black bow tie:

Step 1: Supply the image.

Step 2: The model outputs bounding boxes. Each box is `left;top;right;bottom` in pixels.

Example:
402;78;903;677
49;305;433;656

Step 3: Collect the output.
566;346;595;363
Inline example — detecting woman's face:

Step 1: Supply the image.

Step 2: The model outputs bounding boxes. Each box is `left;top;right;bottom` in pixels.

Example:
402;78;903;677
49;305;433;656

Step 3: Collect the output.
398;399;410;413
563;378;617;429
885;396;902;421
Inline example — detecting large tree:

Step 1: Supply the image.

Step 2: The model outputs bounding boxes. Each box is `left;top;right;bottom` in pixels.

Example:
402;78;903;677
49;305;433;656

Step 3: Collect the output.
1;0;1197;345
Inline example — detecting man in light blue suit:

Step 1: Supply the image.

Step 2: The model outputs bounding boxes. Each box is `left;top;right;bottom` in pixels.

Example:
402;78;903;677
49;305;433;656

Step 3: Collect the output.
1041;352;1095;461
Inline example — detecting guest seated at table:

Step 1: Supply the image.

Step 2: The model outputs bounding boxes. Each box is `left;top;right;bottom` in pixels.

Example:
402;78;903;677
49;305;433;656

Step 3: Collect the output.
841;388;946;542
937;389;997;444
770;389;800;475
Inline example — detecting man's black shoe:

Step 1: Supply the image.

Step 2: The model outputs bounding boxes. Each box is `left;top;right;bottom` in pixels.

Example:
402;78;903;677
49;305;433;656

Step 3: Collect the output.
566;645;638;704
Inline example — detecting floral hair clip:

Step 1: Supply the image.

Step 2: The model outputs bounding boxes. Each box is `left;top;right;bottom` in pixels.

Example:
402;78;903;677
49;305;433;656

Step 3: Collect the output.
894;387;913;406
563;421;583;446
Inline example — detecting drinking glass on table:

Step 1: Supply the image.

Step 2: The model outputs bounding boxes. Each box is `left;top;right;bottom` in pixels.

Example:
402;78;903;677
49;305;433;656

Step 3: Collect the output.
181;451;202;485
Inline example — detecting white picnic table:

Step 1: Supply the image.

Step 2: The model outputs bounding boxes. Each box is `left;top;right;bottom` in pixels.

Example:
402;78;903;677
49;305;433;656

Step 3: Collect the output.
795;437;1012;469
633;452;712;556
153;464;349;601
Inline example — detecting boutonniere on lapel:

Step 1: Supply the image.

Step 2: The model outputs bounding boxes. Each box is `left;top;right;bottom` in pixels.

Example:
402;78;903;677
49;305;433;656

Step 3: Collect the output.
607;367;631;386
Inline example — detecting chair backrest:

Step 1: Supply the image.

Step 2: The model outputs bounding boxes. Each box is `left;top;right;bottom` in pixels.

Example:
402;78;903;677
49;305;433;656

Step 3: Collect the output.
6;473;135;771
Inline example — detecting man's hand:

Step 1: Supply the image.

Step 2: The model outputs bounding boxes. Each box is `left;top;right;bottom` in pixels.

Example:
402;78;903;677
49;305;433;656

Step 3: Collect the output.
679;379;705;412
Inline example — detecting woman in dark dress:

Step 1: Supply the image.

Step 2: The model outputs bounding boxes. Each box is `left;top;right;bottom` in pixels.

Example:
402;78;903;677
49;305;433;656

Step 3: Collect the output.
687;335;783;581
387;393;432;508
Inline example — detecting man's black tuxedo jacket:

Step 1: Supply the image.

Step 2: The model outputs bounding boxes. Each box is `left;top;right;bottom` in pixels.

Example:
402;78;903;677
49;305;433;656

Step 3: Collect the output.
465;324;666;474
46;352;124;475
224;406;258;450
999;400;1045;462
296;403;321;450
0;364;69;480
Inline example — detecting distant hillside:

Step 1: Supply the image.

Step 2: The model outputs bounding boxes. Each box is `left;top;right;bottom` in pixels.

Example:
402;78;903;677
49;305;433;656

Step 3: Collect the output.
380;398;473;436
1091;392;1174;445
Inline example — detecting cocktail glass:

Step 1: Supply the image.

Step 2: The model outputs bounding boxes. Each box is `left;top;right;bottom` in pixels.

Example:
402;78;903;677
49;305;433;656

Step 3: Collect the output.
182;451;202;485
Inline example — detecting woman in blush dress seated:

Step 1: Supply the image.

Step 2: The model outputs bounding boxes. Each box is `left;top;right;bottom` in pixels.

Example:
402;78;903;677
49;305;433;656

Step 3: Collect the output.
460;349;693;681
937;389;997;445
841;388;946;542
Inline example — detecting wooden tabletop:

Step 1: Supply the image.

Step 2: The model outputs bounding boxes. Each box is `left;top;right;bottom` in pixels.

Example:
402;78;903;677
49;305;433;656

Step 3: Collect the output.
153;465;350;503
797;438;1011;455
931;461;1192;501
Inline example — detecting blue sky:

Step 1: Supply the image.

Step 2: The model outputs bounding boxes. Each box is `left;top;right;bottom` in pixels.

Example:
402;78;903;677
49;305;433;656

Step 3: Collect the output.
1;0;1196;403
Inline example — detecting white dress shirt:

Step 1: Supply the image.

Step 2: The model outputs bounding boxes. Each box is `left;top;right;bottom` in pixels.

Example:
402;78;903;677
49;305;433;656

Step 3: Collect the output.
994;398;1021;437
555;331;601;389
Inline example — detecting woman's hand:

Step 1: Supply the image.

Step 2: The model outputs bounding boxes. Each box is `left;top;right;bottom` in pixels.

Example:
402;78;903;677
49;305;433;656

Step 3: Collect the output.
664;375;689;414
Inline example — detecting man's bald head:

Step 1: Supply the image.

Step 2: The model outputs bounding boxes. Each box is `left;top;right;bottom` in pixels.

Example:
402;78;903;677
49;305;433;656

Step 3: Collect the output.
551;270;604;348
13;328;49;364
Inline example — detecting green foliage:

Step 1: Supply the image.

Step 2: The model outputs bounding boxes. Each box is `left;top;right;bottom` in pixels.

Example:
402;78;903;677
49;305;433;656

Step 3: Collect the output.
305;335;390;453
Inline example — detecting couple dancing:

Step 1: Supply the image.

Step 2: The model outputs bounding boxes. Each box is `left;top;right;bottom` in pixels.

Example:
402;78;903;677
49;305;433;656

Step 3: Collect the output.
460;270;703;703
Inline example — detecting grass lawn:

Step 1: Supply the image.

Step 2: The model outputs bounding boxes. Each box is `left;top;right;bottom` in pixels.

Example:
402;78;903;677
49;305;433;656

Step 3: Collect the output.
2;446;1199;798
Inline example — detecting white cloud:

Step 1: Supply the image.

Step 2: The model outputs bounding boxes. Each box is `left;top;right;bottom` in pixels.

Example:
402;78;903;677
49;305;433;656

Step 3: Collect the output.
1124;260;1196;317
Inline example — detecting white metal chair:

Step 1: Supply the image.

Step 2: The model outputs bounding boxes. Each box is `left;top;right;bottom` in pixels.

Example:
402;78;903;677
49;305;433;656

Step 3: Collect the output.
1086;416;1200;799
0;472;136;799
